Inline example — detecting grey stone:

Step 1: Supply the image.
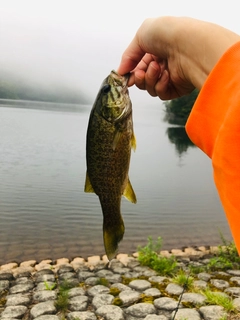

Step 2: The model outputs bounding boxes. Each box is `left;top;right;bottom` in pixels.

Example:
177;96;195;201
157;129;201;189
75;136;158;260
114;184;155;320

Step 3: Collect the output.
35;269;54;277
210;279;229;290
59;278;79;287
0;272;14;281
142;269;157;277
165;283;183;295
133;266;152;273
193;280;208;289
171;308;201;320
35;316;59;320
96;305;125;320
181;292;206;305
224;286;240;297
129;279;152;291
1;305;27;319
59;271;77;280
198;272;212;282
92;293;114;309
57;265;74;274
124;271;141;279
144;315;168;320
6;293;31;306
0;280;10;292
125;302;156;318
148;276;167;283
227;269;240;276
68;295;88;311
78;271;94;281
112;267;130;274
230;276;240;285
30;300;56;318
108;259;125;269
110;282;132;292
87;284;110;297
15;276;31;284
105;273;122;283
96;269;114;278
199;305;227;320
9;281;34;294
154;297;181;311
68;287;85;298
233;297;240;311
143;288;161;298
36;282;56;291
119;290;141;306
33;290;57;302
85;276;100;285
67;311;97;320
35;274;55;283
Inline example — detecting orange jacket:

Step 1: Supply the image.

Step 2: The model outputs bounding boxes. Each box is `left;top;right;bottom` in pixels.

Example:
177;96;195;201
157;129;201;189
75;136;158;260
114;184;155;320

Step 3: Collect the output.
186;41;240;254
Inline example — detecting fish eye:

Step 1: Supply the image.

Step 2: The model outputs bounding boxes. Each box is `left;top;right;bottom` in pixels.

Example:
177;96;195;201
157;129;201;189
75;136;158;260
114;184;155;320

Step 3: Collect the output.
102;84;111;94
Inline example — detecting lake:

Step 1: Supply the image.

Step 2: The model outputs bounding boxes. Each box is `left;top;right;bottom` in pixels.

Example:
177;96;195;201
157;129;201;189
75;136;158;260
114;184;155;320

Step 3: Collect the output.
0;98;232;264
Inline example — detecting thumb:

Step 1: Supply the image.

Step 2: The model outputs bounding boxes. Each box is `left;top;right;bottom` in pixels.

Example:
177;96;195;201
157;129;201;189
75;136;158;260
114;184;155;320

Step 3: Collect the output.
117;36;145;75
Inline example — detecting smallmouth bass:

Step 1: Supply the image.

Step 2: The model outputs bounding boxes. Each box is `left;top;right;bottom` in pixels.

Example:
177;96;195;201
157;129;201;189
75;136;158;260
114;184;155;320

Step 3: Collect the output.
84;70;137;260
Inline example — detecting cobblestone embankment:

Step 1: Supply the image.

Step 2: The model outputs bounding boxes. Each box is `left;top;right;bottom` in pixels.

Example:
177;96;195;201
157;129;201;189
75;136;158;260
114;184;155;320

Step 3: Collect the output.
0;247;240;320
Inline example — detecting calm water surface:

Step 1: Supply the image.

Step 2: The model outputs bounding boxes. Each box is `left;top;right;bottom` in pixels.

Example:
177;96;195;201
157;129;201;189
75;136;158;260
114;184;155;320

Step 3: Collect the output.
0;99;232;264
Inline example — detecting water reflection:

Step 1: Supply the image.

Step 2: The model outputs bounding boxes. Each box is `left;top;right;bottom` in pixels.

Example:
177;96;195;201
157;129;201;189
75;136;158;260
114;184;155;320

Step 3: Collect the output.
166;126;196;156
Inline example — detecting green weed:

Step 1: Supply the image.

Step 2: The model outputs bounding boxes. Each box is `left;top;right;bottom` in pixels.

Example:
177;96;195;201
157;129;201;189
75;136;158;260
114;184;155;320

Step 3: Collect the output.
137;236;177;276
201;288;236;312
172;270;194;290
55;281;74;314
44;281;56;290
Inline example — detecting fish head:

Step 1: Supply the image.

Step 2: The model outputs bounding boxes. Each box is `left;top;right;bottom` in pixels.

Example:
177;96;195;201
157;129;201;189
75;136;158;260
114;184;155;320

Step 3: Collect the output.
96;70;132;122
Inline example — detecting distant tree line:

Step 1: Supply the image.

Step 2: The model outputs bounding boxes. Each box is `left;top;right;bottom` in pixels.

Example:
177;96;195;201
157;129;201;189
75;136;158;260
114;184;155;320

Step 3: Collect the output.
0;72;89;104
164;89;199;125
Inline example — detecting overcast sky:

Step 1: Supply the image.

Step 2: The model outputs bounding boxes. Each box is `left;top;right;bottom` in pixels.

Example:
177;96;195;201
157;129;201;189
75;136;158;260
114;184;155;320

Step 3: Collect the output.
1;0;240;103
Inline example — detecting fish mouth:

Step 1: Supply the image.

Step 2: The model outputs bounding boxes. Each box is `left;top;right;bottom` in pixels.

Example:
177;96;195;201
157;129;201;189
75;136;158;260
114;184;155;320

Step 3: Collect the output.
110;70;129;89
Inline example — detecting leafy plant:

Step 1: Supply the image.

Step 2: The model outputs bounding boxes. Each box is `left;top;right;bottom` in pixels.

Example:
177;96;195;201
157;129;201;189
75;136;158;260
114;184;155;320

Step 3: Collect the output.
137;236;177;276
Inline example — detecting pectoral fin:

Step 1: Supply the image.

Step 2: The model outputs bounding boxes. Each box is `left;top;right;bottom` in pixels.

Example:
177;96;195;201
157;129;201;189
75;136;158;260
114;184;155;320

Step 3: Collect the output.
131;132;137;151
112;130;122;150
123;178;137;203
84;172;95;193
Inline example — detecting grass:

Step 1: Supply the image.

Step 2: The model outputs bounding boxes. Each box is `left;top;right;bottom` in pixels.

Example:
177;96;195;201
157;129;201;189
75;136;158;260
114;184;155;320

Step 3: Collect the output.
55;280;75;315
44;281;56;290
137;236;177;276
200;288;236;313
172;270;194;290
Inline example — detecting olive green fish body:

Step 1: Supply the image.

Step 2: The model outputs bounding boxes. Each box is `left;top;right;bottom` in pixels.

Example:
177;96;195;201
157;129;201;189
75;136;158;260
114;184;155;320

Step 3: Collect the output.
85;70;136;260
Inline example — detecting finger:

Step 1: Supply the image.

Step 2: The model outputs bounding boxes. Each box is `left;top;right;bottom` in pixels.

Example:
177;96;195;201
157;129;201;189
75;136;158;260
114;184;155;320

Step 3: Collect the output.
117;36;145;76
145;61;161;97
154;70;172;100
134;69;146;90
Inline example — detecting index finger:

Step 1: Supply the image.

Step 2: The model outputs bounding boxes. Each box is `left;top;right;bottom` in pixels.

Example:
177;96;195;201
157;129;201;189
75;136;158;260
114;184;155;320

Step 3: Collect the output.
117;36;146;75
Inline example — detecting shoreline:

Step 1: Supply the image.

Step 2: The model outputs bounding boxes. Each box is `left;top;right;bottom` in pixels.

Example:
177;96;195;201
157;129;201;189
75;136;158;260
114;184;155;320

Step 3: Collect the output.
0;245;219;270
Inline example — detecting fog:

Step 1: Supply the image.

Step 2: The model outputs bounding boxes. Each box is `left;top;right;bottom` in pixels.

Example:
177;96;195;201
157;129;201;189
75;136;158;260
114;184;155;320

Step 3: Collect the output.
1;0;240;104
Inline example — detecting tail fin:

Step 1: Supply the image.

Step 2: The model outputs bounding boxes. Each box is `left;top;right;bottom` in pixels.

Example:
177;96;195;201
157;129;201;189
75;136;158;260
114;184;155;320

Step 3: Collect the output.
103;217;125;261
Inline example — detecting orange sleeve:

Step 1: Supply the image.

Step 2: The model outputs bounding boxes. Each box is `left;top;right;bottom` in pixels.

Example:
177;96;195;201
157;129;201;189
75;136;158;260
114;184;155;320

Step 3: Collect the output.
186;41;240;254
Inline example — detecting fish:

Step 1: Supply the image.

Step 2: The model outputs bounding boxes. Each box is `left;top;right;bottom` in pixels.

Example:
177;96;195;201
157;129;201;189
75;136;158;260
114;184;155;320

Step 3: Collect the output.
84;70;137;260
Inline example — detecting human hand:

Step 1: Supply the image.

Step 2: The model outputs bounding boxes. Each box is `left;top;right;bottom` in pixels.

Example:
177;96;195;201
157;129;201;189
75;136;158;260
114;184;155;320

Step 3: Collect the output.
117;17;240;100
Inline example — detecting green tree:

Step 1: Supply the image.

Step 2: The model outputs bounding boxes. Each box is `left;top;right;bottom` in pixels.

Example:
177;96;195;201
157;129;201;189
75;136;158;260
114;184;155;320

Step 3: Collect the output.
164;89;199;125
